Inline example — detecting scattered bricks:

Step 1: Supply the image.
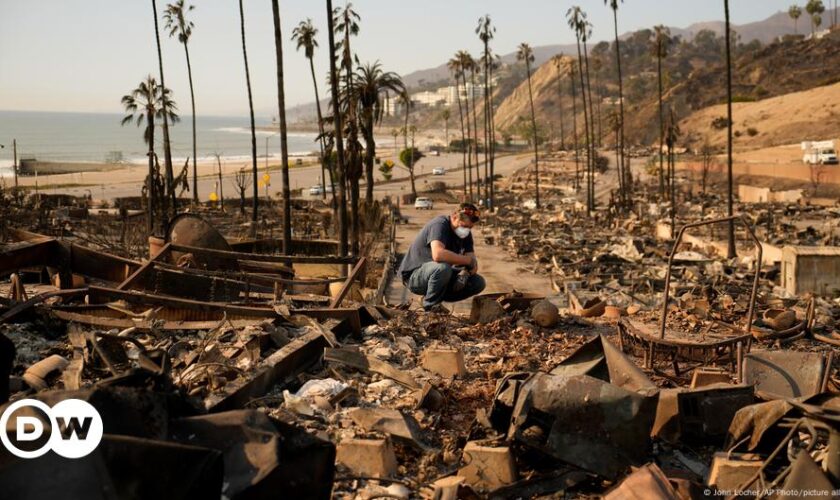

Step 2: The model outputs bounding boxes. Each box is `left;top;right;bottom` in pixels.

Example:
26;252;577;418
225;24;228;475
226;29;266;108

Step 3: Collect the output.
707;452;763;490
690;367;732;388
335;438;398;478
422;347;467;378
458;442;517;491
432;476;467;500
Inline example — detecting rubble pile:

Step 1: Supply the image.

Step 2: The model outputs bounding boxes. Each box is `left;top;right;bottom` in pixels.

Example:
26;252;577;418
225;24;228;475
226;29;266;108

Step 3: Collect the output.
2;198;840;498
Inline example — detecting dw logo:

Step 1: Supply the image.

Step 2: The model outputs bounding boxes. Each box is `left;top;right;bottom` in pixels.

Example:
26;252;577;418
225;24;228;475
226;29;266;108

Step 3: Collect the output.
0;399;103;459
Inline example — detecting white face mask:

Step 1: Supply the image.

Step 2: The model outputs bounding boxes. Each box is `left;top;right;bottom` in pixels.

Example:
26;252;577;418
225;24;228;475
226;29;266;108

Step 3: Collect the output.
455;226;471;239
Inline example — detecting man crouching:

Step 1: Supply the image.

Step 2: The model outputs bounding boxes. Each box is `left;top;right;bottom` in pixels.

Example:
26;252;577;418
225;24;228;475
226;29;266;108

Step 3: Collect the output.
398;203;486;312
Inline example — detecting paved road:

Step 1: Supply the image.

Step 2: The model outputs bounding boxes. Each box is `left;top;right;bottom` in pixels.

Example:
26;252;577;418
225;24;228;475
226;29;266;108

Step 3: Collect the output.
32;151;528;204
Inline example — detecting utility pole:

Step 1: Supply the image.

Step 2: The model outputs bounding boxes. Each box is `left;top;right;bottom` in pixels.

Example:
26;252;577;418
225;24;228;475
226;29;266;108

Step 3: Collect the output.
12;140;19;203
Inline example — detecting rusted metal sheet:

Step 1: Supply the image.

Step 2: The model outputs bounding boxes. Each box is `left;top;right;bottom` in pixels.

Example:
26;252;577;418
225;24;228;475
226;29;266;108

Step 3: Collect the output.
85;286;282;319
550;335;657;393
230;237;340;256
0;434;224;500
117;242;172;290
170;410;336;499
505;371;659;479
169;243;356;265
743;350;827;400
69;242;138;283
677;384;755;442
0;238;60;277
50;308;268;331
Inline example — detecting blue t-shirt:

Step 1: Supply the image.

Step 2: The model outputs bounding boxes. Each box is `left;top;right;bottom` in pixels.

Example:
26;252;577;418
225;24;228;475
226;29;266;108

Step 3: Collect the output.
399;215;474;279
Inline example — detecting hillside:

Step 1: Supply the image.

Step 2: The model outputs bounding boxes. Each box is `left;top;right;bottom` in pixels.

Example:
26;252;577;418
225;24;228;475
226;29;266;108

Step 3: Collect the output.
491;28;840;149
624;29;840;145
678;80;840;151
399;8;839;89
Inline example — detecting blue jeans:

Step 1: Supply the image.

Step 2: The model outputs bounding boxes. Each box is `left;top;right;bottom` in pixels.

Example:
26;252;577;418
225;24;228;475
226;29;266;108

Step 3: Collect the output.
405;262;486;309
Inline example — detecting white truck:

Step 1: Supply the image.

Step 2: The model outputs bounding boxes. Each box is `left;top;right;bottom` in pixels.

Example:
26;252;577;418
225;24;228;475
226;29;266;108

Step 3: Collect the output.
802;140;838;165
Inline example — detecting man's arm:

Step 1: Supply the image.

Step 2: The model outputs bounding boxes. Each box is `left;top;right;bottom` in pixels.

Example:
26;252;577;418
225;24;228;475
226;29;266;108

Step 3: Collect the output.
430;240;474;267
466;251;478;274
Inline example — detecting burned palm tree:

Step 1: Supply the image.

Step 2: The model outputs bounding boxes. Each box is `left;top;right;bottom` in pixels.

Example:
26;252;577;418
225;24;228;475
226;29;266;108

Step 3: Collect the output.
292;18;329;200
326;0;349;256
271;0;292;252
120;76;179;236
652;25;672;199
150;0;176;217
477;15;496;208
350;62;405;205
164;0;199;204
237;0;259;225
517;42;540;209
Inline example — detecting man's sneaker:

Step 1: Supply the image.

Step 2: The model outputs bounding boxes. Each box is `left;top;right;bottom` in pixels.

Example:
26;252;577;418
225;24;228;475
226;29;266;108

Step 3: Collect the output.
423;303;450;314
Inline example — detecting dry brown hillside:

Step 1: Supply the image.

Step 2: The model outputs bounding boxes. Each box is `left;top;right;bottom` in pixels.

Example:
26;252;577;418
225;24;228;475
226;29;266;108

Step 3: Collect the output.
679;81;840;151
494;55;578;139
493;30;840;149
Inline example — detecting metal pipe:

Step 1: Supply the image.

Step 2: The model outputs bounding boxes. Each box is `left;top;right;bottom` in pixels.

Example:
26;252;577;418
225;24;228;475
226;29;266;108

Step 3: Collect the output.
659;215;762;340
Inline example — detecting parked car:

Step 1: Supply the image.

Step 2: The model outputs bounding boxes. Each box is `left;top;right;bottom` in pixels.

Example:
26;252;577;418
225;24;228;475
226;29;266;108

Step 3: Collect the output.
309;185;324;196
432;167;446;175
414;197;434;210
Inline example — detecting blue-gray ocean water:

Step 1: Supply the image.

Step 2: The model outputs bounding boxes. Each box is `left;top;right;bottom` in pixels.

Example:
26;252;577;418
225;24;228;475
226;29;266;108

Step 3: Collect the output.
0;110;318;176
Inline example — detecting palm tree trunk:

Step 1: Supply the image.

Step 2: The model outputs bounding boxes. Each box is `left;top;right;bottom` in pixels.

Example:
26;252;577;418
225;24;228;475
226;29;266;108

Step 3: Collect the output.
613;7;628;206
238;0;259;226
725;0;736;258
151;0;176;220
147;109;156;237
308;56;328;200
657;45;665;199
556;65;565;150
454;76;468;199
574;38;592;216
460;73;473;200
326;0;348;257
364;115;376;205
525;60;540;210
183;43;198;204
341;16;360;257
271;0;292;252
594;70;603;147
409;132;417;195
470;70;482;202
216;154;224;211
571;64;580;192
488;66;497;211
582;38;597;212
482;44;490;207
444;116;449;151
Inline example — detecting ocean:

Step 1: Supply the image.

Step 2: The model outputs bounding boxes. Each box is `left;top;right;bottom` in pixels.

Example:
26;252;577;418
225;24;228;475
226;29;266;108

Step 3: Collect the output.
0;110;319;176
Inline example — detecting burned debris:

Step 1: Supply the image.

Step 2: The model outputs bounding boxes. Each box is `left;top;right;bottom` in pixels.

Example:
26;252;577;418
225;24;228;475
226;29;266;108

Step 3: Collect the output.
2;184;840;500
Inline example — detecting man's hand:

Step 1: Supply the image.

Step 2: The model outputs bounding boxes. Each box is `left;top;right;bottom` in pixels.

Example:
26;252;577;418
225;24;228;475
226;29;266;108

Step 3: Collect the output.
431;240;474;268
467;254;478;275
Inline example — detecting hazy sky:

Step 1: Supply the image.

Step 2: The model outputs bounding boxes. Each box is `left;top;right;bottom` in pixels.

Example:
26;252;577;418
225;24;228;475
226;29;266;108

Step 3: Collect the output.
0;0;803;117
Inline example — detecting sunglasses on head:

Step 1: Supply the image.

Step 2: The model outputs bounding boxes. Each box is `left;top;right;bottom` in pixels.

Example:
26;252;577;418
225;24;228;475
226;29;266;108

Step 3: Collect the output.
460;206;480;223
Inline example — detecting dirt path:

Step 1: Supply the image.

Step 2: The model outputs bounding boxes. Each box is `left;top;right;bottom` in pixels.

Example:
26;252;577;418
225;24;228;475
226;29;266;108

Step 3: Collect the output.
387;203;554;315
